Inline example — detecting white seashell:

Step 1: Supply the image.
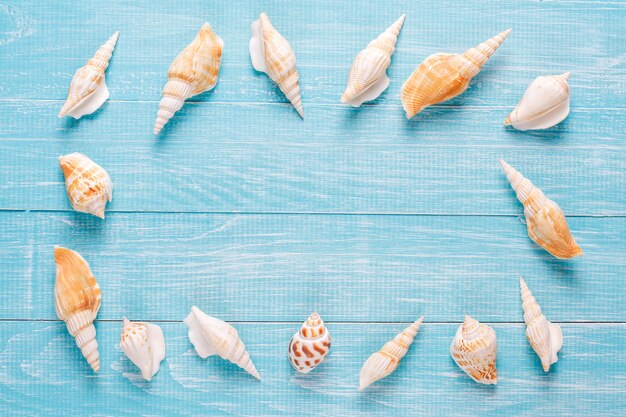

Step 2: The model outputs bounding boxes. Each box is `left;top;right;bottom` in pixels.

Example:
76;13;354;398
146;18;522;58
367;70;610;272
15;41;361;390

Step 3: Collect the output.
59;153;112;219
359;316;423;390
120;318;166;381
184;306;260;380
288;312;331;373
59;31;119;119
450;315;498;384
505;72;571;130
520;277;563;372
249;12;303;117
341;15;406;107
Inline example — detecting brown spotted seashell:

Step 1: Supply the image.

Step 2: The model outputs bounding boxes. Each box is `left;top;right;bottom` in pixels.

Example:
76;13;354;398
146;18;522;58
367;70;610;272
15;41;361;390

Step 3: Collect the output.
288;312;331;373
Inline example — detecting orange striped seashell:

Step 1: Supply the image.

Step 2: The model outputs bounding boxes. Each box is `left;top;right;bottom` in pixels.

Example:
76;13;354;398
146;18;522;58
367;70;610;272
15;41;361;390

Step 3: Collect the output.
288;312;331;373
450;315;498;385
59;153;112;219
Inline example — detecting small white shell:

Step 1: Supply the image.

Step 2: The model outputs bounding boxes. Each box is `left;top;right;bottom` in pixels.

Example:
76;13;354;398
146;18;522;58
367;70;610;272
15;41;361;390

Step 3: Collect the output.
450;315;498;384
288;312;331;373
120;318;166;381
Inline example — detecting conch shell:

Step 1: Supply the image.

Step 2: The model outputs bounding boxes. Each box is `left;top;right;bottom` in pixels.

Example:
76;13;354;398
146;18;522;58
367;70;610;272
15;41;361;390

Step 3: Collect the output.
401;29;511;119
154;23;223;134
54;247;101;372
450;315;498;385
520;277;563;372
288;312;331;373
120;318;166;381
505;72;571;130
249;12;303;117
341;15;406;107
500;159;582;259
359;316;423;390
59;153;112;219
184;306;260;380
59;31;119;119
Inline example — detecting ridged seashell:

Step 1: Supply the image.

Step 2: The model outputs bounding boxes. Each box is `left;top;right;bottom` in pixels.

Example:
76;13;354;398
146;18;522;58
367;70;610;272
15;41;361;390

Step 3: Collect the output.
450;315;498;385
249;12;303;117
288;312;331;373
154;23;223;134
359;316;423;390
120;318;166;381
54;247;101;372
59;153;112;219
505;72;571;130
500;159;582;259
340;15;406;107
401;29;511;119
184;306;260;380
520;277;563;372
59;31;119;119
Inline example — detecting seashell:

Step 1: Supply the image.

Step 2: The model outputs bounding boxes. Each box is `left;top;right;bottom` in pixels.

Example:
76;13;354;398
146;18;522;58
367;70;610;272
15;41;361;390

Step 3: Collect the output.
184;306;260;380
359;316;423;390
154;23;223;134
54;247;101;372
520;277;563;372
341;14;406;107
59;31;119;119
120;318;166;381
450;315;498;384
59;153;112;219
288;312;331;373
500;159;582;259
505;72;571;130
401;29;511;119
249;12;304;117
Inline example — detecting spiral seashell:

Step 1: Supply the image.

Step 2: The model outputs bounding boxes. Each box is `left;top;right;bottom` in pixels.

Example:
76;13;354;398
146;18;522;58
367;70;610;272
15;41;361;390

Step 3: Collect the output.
505;72;571;130
59;31;119;119
54;247;101;372
154;23;223;134
120;318;166;381
450;315;498;385
184;306;260;380
401;29;511;119
359;316;423;390
288;312;331;373
520;277;563;372
249;12;304;117
340;14;406;107
500;159;582;259
59;153;112;219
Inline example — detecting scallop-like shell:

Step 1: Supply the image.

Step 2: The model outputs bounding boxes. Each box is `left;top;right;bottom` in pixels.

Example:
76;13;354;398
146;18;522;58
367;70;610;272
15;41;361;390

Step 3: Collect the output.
500;159;582;259
505;72;571;130
54;247;101;372
249;12;303;117
359;316;423;390
520;277;563;372
340;14;406;107
184;306;260;380
59;153;112;219
288;312;331;373
154;23;223;134
120;318;166;381
59;31;119;119
450;315;498;384
401;29;511;119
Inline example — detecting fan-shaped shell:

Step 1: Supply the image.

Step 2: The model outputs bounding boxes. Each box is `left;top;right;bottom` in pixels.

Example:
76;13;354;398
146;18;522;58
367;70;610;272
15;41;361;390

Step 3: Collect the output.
154;23;223;134
249;12;303;117
59;153;112;219
359;317;423;390
54;247;101;372
184;306;260;380
59;31;119;119
120;318;166;381
288;312;331;373
450;315;498;384
340;14;405;107
500;159;582;259
401;29;511;119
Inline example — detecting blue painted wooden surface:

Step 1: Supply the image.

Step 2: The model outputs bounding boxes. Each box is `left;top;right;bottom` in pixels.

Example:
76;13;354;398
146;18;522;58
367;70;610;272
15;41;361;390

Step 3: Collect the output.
0;0;625;415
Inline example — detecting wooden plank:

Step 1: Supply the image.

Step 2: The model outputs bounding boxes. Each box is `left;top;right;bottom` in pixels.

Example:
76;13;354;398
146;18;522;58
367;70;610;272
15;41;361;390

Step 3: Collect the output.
1;212;623;322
